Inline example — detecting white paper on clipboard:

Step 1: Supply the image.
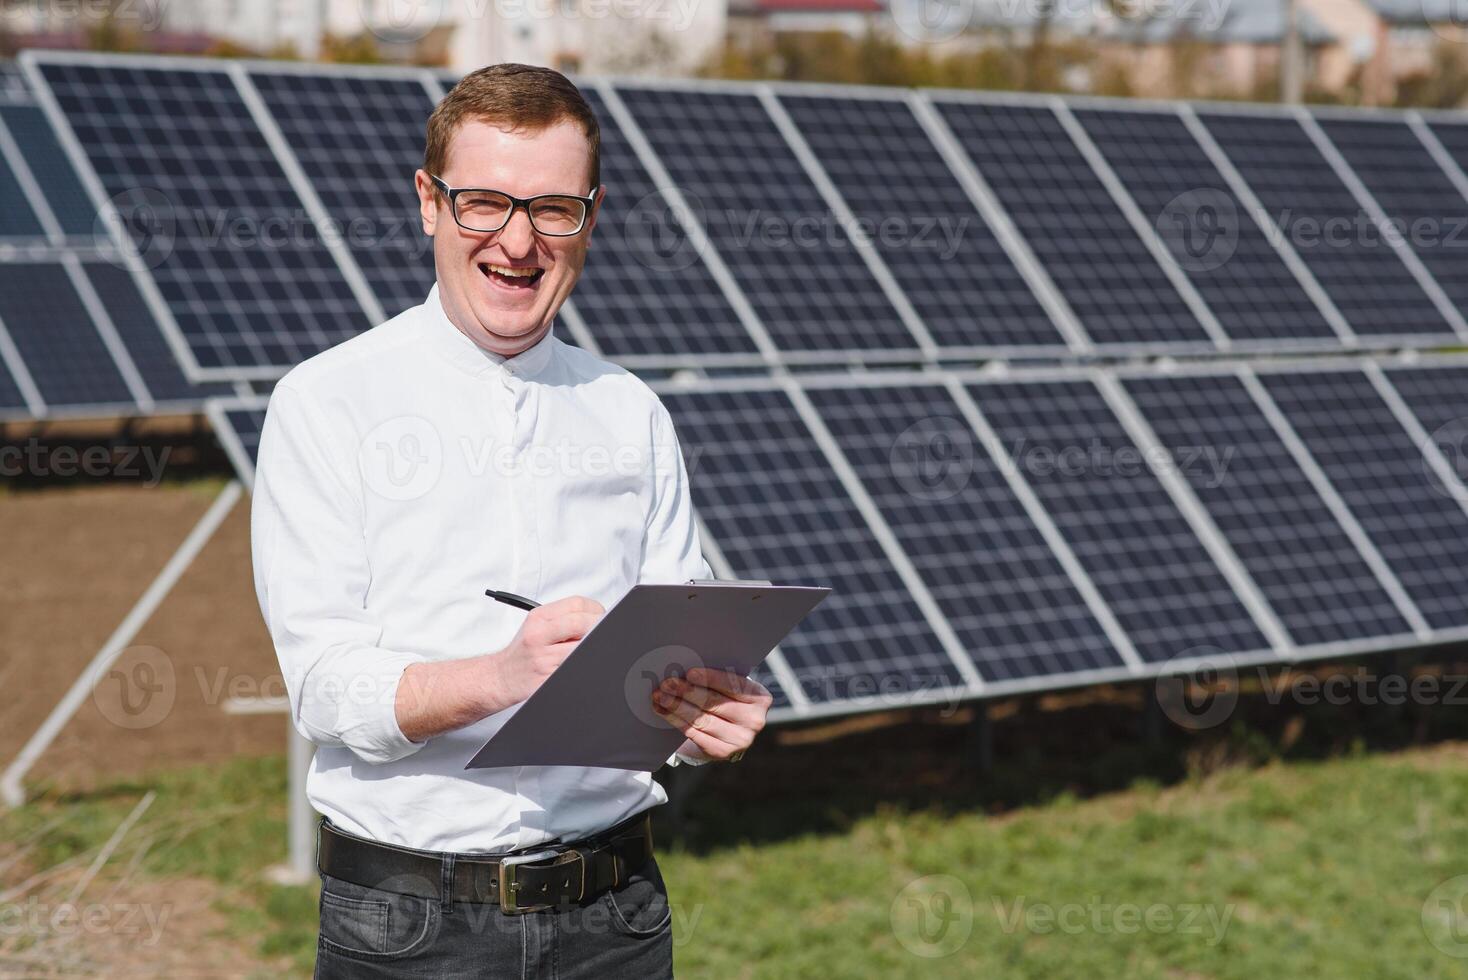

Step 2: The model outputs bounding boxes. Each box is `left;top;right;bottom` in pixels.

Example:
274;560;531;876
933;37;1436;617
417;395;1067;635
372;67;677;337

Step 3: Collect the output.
464;580;829;772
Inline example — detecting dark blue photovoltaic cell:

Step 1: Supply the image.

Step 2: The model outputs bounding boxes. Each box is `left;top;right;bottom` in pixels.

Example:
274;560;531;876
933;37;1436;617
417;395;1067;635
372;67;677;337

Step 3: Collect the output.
662;388;966;705
1077;109;1337;344
1382;365;1468;442
617;88;920;354
968;379;1270;662
778;95;1065;351
806;383;1125;681
1124;373;1410;645
1425;120;1468;184
1262;369;1468;630
0;61;25;101
223;404;267;467
37;61;370;372
0;133;43;236
1199;112;1452;339
0;103;94;237
1379;366;1468;514
0;333;28;411
249;70;434;320
84;261;228;403
1318;117;1468;322
935;101;1211;347
574;89;757;358
0;262;133;407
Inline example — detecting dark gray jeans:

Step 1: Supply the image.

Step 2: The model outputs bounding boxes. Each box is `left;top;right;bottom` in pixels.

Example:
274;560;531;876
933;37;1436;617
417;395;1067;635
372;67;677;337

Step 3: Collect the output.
313;857;674;979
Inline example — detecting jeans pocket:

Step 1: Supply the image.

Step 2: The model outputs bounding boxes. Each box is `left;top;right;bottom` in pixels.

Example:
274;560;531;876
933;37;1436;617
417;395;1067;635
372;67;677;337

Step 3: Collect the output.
601;858;673;938
318;874;438;960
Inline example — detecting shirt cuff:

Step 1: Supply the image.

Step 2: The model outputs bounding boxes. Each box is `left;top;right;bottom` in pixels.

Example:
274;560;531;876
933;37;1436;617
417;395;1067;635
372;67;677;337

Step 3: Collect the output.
669;745;712;767
309;654;428;765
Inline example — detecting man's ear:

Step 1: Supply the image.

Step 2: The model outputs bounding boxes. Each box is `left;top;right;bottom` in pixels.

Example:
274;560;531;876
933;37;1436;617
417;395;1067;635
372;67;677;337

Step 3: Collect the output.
415;169;439;236
585;184;605;236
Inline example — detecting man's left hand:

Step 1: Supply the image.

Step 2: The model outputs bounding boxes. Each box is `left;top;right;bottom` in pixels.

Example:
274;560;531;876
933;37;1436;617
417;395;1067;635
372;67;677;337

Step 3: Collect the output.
651;667;772;762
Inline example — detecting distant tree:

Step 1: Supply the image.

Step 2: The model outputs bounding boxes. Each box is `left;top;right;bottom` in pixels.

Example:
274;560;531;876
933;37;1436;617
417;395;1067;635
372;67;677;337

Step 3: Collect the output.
321;32;386;65
1394;41;1468;109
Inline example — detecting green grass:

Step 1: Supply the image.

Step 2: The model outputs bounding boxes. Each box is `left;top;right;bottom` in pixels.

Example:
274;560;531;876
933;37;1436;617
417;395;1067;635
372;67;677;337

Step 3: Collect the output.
5;740;1468;978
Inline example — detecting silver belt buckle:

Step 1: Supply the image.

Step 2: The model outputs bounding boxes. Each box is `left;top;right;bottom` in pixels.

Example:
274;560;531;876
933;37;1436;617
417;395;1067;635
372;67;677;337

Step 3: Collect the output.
498;848;583;914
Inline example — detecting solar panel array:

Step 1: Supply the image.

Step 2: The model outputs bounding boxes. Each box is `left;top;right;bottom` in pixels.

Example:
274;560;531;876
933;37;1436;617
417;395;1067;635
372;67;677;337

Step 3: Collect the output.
208;359;1468;719
0;63;230;419
13;49;1468;720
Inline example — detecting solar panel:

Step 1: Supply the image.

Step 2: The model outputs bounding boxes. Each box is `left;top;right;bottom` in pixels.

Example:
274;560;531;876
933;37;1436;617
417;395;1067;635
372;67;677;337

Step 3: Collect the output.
32;56;372;375
1260;368;1468;630
0;61;26;102
616;87;922;356
212;398;267;482
1424;119;1468;181
933;100;1212;348
1378;365;1468;502
0;262;135;409
804;382;1126;681
0;123;45;237
1198;111;1454;340
1123;373;1412;645
660;387;968;706
966;378;1271;662
1315;116;1468;322
83;260;230;405
0;332;31;414
571;88;759;360
0;103;95;238
777;94;1066;352
1076;109;1338;345
248;69;435;320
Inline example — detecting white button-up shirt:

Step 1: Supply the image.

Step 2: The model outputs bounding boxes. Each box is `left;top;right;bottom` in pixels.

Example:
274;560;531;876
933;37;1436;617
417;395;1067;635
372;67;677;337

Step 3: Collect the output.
251;284;711;853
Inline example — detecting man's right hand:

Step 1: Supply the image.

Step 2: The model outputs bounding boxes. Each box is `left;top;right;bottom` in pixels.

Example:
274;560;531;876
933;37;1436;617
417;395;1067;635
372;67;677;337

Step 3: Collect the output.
484;596;605;709
395;595;605;745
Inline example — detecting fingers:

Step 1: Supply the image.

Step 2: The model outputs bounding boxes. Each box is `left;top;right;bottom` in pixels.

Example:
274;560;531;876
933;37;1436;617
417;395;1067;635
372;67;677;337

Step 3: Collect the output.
540;595;606;617
523;596;605;645
680;668;772;705
651;688;748;756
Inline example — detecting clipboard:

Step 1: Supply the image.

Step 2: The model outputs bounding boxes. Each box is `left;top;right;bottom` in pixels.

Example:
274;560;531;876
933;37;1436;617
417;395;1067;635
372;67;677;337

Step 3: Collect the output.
465;580;830;771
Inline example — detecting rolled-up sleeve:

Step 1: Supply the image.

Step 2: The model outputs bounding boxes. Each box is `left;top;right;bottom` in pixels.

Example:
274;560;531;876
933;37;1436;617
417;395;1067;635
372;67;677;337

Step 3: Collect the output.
251;382;428;765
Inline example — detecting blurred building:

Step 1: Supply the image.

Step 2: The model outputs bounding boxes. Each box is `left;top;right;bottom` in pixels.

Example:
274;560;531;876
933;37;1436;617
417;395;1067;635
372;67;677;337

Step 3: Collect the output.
0;0;726;75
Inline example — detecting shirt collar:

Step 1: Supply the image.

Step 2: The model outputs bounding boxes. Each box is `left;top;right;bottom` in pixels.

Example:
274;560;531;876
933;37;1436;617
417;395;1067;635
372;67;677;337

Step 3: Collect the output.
421;282;558;381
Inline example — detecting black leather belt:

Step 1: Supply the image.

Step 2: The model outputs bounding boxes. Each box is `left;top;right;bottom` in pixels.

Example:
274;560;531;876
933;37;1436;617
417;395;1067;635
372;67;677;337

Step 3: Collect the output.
317;810;655;914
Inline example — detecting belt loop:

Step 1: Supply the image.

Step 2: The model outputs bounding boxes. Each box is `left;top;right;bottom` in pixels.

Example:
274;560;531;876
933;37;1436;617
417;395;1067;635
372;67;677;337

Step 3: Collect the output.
440;852;455;913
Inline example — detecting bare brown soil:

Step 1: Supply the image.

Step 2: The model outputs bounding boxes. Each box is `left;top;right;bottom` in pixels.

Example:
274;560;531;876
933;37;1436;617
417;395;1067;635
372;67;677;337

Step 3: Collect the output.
1;483;283;795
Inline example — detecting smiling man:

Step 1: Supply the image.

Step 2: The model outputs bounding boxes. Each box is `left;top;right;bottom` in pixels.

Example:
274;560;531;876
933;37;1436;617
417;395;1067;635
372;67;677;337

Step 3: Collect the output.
250;64;772;979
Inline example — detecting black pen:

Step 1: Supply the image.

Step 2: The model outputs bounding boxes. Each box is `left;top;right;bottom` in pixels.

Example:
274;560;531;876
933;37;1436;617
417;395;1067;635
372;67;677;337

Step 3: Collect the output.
485;589;540;611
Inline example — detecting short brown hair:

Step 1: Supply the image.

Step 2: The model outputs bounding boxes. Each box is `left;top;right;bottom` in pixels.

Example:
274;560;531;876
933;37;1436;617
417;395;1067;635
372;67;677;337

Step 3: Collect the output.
424;63;600;192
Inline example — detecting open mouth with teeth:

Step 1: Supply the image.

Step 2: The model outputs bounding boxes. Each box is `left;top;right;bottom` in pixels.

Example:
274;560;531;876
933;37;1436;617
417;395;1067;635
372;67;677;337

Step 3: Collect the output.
479;261;545;290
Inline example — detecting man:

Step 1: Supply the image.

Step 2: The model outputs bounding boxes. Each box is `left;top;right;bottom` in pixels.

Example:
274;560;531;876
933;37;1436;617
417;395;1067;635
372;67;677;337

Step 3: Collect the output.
251;63;773;978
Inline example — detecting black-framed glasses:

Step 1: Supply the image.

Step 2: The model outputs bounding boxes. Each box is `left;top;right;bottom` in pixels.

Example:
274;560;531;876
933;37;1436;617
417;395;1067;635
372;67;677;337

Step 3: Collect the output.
429;174;595;237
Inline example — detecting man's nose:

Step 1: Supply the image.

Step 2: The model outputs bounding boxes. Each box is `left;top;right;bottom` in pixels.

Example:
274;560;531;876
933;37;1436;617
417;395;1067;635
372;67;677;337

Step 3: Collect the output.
495;207;536;256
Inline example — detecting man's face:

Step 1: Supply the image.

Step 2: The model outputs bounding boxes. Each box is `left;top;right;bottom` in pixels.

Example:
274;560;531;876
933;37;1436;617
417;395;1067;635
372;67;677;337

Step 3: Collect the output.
415;118;601;357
